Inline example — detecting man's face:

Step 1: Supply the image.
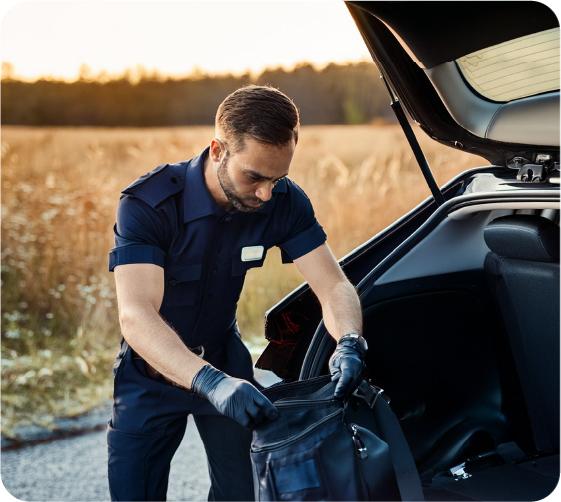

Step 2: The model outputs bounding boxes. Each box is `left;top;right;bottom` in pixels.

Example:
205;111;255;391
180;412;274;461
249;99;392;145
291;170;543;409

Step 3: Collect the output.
216;136;295;213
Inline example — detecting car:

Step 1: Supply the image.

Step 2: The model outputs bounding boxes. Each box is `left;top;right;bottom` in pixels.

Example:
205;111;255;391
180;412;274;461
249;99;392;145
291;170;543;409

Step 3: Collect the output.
254;2;560;500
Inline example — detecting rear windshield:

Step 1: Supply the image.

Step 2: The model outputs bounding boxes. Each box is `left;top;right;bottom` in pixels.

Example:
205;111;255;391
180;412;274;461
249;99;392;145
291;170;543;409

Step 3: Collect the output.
456;28;559;102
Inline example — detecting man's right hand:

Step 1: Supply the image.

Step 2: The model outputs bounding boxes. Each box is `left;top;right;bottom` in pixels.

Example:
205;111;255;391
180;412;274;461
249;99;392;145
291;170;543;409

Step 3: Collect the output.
191;364;279;428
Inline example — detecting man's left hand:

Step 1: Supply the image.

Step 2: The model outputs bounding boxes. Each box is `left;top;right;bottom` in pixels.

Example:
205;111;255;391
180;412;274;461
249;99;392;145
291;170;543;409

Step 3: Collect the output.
328;334;367;399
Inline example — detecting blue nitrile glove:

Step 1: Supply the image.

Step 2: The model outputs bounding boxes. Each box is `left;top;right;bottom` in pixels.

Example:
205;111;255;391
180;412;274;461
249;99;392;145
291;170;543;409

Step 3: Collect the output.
328;334;368;399
192;365;279;428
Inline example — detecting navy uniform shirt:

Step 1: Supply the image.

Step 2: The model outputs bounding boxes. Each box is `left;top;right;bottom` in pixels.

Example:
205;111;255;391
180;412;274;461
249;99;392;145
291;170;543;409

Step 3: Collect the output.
108;146;327;357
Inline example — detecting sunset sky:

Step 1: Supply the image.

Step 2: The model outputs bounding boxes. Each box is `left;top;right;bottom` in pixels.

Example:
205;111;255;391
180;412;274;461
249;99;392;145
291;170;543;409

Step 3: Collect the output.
0;0;373;81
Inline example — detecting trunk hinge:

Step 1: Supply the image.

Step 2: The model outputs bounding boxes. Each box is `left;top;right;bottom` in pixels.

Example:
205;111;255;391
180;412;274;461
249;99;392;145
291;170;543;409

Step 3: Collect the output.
508;154;560;183
380;74;445;206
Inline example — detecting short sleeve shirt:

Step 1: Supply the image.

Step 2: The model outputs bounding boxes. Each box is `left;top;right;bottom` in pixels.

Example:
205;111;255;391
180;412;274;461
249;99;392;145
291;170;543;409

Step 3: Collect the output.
108;146;327;351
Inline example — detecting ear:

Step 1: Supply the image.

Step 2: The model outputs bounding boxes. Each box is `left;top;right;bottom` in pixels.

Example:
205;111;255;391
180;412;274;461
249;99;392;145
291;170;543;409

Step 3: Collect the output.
209;138;225;163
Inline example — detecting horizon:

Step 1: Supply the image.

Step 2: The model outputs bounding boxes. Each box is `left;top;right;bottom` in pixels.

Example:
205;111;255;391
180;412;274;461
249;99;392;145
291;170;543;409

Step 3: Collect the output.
0;58;373;84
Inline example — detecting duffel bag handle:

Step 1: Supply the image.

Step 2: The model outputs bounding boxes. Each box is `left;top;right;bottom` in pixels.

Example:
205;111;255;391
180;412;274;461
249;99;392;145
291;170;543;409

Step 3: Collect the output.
352;379;391;408
351;379;425;501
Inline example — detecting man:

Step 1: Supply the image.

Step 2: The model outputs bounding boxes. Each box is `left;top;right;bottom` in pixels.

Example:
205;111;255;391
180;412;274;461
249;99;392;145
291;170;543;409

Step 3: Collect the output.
107;85;367;501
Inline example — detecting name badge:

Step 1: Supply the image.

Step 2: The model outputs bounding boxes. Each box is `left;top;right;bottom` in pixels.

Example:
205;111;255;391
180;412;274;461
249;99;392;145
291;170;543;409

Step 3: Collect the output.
241;245;264;262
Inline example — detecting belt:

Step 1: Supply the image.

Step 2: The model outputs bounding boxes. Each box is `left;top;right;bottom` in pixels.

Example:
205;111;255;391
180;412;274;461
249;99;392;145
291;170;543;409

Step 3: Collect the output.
131;345;205;388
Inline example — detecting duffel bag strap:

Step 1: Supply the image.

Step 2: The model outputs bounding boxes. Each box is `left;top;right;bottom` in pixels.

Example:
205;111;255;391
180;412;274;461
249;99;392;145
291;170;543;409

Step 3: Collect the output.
353;380;425;501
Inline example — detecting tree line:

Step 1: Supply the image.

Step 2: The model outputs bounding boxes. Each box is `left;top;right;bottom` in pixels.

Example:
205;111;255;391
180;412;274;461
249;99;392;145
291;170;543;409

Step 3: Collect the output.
1;62;395;126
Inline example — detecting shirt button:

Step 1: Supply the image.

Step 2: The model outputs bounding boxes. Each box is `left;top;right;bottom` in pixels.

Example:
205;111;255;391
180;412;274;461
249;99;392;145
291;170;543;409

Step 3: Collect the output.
224;215;232;222
169;279;178;286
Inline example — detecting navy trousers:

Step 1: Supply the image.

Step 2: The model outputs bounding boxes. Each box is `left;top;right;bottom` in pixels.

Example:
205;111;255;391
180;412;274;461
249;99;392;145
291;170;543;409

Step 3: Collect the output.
107;331;258;501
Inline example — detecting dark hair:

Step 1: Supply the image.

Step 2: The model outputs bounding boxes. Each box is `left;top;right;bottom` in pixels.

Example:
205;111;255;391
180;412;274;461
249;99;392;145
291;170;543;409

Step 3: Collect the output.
216;85;299;151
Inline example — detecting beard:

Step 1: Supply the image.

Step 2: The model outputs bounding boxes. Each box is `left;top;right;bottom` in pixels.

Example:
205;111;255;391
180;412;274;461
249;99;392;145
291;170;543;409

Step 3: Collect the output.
216;156;263;213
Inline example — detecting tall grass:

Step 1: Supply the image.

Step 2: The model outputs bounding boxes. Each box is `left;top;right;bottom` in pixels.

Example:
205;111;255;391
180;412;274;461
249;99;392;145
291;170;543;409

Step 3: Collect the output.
1;125;485;435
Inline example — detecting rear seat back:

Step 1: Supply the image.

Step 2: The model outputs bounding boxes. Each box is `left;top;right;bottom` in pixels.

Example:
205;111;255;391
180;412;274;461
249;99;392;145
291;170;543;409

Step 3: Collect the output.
484;214;560;453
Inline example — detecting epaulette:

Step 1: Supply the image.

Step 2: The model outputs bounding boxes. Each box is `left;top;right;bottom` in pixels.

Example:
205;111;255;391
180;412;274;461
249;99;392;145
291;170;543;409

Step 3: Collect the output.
120;161;186;208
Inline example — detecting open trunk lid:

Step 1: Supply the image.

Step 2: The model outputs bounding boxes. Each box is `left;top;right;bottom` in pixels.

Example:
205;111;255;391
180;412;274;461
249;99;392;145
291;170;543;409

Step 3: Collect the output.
345;1;560;169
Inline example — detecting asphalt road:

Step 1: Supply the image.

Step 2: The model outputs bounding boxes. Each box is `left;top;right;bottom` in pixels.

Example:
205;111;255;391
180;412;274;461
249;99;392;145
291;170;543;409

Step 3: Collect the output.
2;418;211;501
1;369;281;502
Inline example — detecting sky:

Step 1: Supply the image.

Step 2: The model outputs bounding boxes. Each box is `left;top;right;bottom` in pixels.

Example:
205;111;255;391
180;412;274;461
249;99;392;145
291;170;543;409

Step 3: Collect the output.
0;0;373;81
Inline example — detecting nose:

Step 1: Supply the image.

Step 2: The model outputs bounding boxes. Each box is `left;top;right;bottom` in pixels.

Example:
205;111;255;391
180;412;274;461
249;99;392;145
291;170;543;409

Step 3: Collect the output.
255;182;274;202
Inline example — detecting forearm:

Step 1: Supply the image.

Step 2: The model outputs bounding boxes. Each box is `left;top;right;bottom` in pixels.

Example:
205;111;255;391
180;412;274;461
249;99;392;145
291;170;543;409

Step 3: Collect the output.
321;280;363;341
120;306;207;390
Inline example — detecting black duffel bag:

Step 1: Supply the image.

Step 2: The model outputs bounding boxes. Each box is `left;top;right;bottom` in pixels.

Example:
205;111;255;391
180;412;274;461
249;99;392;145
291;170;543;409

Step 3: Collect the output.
250;375;424;501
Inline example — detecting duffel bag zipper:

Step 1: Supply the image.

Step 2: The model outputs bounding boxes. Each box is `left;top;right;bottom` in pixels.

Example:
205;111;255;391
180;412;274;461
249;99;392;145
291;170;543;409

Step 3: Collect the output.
251;408;344;453
263;376;332;395
349;423;368;459
274;398;338;407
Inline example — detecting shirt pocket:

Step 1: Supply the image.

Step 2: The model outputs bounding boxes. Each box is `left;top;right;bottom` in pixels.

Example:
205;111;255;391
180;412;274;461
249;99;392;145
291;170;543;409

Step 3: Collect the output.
164;263;203;306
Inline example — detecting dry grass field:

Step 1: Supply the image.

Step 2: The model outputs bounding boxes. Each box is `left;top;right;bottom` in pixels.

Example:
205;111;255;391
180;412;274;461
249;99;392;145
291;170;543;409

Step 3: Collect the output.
1;124;486;435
